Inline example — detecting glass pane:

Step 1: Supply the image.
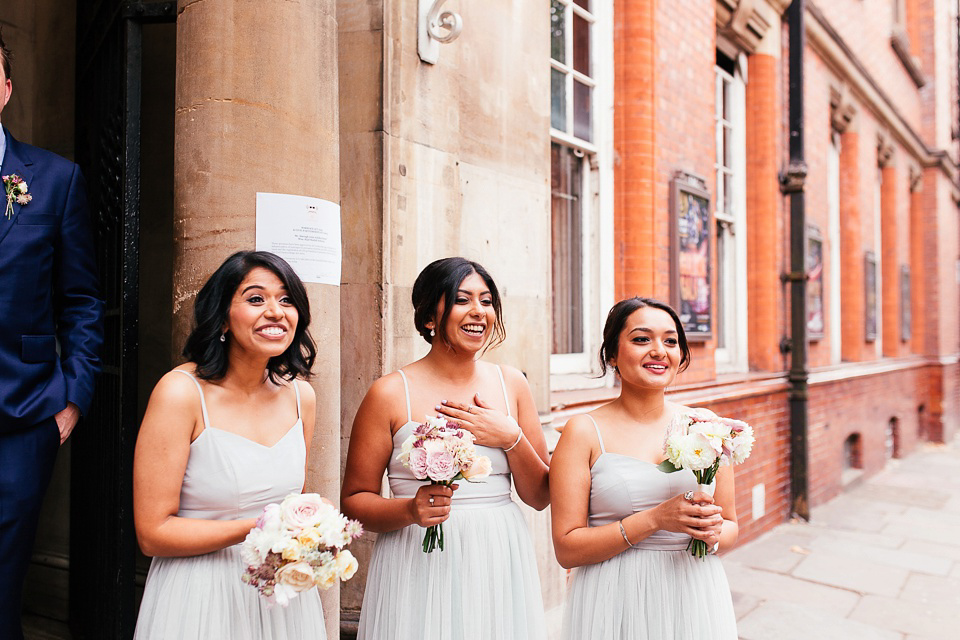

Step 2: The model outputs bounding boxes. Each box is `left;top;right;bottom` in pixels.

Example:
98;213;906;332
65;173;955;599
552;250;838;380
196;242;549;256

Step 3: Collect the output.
550;0;565;64
715;170;724;215
573;12;591;76
716;221;725;349
573;79;592;141
722;77;731;121
723;172;733;214
551;68;567;131
574;0;590;10
723;125;732;168
551;144;584;355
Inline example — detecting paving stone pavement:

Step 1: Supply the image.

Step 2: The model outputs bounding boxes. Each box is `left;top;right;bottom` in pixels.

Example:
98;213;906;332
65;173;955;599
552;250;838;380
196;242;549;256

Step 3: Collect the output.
724;439;960;640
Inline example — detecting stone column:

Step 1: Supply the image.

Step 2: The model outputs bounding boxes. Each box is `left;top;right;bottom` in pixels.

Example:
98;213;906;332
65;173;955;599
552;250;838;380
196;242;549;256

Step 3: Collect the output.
173;1;340;636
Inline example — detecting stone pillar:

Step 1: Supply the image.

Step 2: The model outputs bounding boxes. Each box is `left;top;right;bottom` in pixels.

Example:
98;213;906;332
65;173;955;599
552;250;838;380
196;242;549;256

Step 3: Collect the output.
173;1;340;636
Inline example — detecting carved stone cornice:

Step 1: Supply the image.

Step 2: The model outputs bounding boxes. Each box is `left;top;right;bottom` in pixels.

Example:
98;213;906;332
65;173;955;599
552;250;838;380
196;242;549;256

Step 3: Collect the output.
908;163;923;192
829;83;857;134
716;0;775;54
877;131;895;168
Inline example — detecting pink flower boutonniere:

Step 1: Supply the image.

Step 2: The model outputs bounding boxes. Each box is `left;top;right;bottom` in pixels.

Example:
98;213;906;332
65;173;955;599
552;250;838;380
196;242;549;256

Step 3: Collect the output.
3;173;32;219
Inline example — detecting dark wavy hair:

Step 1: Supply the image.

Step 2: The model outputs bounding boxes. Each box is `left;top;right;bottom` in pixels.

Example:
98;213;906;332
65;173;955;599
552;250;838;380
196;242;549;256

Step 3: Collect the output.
412;257;506;350
183;251;316;382
598;297;691;376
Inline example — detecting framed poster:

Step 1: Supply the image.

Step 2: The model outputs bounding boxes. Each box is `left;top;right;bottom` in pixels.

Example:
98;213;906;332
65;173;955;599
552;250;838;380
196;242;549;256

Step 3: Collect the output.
901;265;911;342
670;172;712;339
806;225;825;340
864;251;877;342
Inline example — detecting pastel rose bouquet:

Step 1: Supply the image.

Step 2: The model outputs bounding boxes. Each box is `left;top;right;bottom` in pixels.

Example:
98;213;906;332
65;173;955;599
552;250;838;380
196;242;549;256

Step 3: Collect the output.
397;415;492;552
241;493;363;607
658;411;755;559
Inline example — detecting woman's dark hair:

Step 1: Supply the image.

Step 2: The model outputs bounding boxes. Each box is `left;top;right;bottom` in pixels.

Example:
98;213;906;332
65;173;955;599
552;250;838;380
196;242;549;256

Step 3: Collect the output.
598;297;691;375
412;257;506;350
183;251;316;382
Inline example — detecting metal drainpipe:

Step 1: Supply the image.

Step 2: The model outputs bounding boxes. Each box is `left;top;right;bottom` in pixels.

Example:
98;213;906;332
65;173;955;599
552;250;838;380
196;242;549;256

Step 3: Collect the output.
780;0;811;521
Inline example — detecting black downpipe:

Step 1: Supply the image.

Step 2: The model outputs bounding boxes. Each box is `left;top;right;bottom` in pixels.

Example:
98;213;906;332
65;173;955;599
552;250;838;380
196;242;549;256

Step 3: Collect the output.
781;0;810;520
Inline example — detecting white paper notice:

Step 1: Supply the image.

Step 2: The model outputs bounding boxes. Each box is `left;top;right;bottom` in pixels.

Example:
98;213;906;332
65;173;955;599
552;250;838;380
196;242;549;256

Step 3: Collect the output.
255;193;341;286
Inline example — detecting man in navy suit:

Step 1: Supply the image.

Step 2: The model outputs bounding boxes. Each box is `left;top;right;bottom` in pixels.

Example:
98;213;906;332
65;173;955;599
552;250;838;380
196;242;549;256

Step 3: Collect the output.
0;33;103;639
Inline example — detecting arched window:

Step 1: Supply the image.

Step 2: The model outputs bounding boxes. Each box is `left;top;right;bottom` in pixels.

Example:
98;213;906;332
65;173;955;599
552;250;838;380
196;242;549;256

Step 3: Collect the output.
886;417;900;459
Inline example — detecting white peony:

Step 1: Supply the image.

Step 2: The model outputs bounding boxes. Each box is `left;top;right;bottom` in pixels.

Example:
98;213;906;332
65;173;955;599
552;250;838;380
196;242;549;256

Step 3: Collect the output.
688;421;730;455
665;432;719;471
728;424;755;465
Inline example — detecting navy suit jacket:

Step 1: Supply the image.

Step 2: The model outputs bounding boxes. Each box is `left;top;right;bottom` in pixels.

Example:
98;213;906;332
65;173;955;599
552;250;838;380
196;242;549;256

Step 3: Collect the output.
0;127;103;431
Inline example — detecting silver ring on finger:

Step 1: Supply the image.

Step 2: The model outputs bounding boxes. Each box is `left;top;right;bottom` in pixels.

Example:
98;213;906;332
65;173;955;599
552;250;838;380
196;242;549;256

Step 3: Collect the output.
683;490;694;501
429;497;435;505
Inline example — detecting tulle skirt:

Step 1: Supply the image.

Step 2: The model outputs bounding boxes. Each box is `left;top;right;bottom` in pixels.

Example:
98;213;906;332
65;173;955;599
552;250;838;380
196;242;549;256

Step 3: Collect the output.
563;548;737;640
134;544;327;640
357;501;546;640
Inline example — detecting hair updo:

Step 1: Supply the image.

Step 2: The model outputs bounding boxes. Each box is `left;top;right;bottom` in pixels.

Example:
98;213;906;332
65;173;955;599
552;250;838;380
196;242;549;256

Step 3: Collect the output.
598;297;691;375
411;257;506;350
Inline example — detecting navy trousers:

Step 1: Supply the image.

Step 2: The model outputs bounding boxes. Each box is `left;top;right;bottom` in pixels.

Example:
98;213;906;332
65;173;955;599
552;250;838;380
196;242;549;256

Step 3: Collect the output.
0;418;60;640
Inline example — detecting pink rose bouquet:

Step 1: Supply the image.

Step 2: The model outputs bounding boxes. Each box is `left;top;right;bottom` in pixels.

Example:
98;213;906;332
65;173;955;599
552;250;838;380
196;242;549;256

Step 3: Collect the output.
658;411;755;559
241;493;363;606
397;415;492;552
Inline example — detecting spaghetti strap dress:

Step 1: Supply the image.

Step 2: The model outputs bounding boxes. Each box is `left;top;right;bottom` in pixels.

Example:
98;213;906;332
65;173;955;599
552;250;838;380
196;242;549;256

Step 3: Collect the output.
356;367;546;640
561;413;737;640
133;370;327;640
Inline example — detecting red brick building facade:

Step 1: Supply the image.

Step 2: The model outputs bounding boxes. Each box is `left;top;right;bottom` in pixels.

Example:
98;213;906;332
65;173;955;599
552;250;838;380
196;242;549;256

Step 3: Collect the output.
551;0;960;546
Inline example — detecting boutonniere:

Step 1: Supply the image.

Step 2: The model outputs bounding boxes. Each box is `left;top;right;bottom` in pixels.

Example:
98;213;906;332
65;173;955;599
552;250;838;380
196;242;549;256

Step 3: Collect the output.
3;173;32;219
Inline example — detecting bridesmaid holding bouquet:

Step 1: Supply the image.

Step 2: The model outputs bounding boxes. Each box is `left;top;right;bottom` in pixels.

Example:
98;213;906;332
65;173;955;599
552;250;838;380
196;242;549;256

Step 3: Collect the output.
343;257;549;640
550;297;739;639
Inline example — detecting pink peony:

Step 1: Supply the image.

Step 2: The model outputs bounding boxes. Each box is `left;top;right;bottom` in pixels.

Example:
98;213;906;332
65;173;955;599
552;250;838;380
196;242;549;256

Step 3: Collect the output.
425;449;457;482
408;447;429;479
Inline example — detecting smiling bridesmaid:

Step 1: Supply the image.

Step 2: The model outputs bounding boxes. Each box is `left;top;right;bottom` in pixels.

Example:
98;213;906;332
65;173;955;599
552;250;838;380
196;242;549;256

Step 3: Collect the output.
342;257;549;640
550;297;739;639
133;251;329;640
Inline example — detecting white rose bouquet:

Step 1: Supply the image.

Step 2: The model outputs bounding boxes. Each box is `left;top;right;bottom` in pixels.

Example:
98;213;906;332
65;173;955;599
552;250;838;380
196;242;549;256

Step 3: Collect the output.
397;415;492;552
241;493;363;607
658;411;755;559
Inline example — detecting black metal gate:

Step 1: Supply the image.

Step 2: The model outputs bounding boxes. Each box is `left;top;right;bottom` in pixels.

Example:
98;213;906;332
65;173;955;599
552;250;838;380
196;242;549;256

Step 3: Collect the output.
71;2;175;638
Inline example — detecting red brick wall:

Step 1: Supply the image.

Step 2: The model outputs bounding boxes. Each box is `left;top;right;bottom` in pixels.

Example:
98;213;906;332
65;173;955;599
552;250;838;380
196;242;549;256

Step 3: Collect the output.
807;365;929;505
613;0;657;300
746;54;785;372
880;163;901;355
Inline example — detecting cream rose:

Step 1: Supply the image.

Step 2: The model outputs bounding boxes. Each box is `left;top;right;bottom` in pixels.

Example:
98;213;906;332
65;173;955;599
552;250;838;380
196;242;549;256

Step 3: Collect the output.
274;561;316;592
462;455;492;481
297;528;322;549
281;540;302;562
334;550;359;581
280;493;330;530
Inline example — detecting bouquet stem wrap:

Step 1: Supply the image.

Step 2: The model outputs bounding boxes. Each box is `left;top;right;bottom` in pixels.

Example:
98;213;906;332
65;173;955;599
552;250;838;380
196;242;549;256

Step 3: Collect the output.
687;478;717;559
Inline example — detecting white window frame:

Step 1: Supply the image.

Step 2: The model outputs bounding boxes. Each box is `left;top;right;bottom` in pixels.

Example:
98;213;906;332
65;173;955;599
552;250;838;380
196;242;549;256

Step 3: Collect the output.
550;0;613;386
827;133;842;364
713;53;748;373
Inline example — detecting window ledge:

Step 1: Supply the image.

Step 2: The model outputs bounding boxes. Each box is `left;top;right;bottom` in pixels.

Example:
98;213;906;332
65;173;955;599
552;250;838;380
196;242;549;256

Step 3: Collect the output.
890;26;926;88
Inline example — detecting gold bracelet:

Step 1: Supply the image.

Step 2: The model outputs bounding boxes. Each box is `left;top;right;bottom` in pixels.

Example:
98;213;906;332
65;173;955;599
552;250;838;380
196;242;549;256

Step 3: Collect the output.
618;519;637;548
